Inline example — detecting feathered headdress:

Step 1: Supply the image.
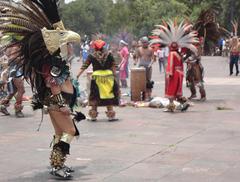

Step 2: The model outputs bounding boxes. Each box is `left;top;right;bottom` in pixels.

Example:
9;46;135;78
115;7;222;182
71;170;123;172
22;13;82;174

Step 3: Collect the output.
0;0;80;61
194;9;231;42
151;20;199;54
231;20;238;36
0;0;80;102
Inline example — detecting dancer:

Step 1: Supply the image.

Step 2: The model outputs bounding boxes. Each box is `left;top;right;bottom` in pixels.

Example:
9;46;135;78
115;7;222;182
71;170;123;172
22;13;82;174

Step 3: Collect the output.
133;37;156;101
156;46;169;73
0;53;9;114
76;39;119;121
185;45;206;101
0;41;25;117
151;20;199;112
0;0;84;179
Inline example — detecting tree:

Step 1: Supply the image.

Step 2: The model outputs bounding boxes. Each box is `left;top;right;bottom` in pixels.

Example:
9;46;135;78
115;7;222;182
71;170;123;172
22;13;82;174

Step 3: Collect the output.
60;0;240;38
179;0;240;34
61;0;113;36
106;0;188;37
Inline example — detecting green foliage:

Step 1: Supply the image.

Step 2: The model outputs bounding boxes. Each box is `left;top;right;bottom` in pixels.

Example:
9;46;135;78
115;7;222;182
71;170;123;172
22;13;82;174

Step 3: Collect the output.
61;0;240;38
61;0;112;35
104;0;189;37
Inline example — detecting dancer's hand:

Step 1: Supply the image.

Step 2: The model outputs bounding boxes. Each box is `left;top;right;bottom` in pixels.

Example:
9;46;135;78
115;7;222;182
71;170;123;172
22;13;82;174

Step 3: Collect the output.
59;106;71;115
166;74;172;78
76;69;84;80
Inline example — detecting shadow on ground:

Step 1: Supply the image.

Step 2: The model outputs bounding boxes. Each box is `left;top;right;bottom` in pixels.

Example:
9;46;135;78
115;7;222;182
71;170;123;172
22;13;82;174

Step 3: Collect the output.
7;166;91;182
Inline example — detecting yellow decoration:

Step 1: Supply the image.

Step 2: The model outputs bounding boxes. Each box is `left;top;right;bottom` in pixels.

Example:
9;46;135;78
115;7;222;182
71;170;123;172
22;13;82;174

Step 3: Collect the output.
60;132;74;144
92;70;115;99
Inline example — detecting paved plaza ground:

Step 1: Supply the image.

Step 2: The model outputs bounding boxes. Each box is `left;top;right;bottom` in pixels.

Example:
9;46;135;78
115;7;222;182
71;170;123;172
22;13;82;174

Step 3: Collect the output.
0;56;240;182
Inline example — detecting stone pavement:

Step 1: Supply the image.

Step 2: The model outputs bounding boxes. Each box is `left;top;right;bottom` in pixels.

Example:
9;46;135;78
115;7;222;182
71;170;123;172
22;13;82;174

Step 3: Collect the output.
0;56;240;182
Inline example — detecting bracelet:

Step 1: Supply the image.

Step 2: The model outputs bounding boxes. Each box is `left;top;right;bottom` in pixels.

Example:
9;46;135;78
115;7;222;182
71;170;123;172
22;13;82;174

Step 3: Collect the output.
50;93;65;107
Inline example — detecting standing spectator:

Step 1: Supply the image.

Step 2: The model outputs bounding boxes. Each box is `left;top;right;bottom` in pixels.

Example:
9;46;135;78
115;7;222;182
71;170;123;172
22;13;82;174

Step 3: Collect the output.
219;38;224;56
229;37;239;76
118;40;129;88
81;41;90;63
156;46;169;73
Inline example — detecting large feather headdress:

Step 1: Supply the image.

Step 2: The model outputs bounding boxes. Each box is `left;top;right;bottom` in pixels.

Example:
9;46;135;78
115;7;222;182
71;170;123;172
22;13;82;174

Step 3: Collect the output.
0;0;80;66
231;20;238;37
151;20;199;54
0;0;80;102
194;9;230;43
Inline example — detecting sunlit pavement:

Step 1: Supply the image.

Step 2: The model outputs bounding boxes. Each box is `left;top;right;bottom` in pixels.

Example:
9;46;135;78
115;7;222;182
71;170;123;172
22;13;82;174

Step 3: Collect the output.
1;56;240;182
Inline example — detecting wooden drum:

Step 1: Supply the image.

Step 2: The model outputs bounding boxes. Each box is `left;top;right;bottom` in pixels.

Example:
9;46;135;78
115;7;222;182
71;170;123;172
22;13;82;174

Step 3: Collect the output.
130;67;146;101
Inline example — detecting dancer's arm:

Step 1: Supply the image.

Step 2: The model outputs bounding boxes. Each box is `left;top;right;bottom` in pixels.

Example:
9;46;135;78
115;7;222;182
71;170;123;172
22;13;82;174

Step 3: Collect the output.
111;54;117;76
50;85;71;115
43;64;71;115
148;48;157;68
76;57;91;79
133;48;139;66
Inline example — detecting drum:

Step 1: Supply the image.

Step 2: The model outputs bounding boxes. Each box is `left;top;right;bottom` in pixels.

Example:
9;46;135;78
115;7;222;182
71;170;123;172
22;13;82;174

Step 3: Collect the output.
130;67;146;101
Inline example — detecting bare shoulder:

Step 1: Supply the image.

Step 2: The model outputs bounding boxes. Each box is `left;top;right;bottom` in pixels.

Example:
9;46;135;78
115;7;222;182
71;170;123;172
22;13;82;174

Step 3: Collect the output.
148;47;153;51
135;47;141;55
137;47;142;52
148;47;154;54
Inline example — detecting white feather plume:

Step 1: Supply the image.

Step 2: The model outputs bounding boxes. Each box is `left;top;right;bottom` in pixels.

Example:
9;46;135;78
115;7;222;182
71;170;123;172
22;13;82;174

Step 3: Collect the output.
150;20;199;54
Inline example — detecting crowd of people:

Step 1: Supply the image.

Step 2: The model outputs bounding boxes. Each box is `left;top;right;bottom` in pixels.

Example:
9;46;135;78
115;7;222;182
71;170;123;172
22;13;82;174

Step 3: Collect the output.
0;0;239;180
